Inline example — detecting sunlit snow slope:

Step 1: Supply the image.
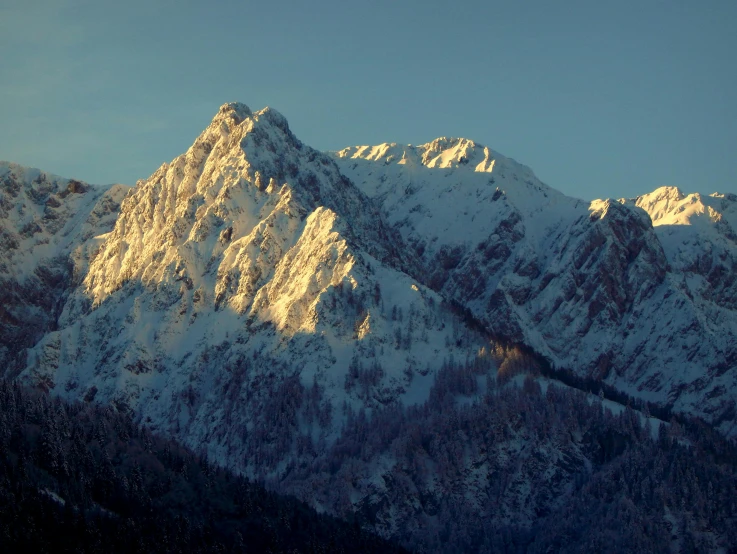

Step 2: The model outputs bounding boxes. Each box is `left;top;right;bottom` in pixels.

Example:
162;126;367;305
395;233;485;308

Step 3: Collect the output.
16;105;482;476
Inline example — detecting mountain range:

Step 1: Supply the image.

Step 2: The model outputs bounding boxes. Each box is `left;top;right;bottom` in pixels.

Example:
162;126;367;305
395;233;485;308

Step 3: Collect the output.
1;102;736;551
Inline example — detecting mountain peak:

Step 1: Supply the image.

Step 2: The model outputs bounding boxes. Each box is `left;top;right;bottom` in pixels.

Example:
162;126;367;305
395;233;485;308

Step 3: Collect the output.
215;102;252;124
253;106;289;131
420;136;479;150
641;185;685;202
416;137;494;171
335;137;497;173
631;185;737;232
209;103;289;135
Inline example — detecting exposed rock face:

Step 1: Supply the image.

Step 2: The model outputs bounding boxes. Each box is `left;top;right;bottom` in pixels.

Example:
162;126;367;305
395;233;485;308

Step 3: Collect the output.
334;141;737;435
80;104;410;311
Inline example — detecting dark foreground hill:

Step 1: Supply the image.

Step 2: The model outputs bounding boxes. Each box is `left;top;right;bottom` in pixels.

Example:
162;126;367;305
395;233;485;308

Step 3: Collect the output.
0;379;407;553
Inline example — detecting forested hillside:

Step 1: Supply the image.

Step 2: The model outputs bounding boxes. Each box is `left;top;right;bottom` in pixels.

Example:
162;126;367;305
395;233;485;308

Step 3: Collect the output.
0;379;406;553
276;357;737;552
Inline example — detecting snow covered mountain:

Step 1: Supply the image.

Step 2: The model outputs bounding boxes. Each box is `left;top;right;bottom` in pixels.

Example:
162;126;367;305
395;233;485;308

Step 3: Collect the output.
334;140;737;436
0;162;127;374
629;186;737;313
15;104;480;477
2;104;737;551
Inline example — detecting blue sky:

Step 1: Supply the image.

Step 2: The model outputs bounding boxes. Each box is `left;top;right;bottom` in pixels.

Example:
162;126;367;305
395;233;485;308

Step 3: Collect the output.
1;0;735;200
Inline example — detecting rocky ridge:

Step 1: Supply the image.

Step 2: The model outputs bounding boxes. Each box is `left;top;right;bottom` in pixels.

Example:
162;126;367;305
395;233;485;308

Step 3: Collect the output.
334;140;737;435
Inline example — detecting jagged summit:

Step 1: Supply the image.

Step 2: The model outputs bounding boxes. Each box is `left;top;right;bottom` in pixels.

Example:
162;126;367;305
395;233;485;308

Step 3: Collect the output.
162;102;312;206
336;136;496;172
77;102;410;310
629;185;737;231
642;185;685;199
208;102;296;136
332;135;569;268
422;136;477;147
212;102;253;125
417;137;492;170
210;103;290;132
220;101;252;115
336;136;548;179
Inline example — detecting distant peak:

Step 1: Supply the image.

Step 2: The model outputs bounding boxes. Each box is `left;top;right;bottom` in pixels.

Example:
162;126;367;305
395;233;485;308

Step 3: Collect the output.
711;191;737;202
421;137;480;150
333;137;498;172
645;185;685;200
416;137;494;171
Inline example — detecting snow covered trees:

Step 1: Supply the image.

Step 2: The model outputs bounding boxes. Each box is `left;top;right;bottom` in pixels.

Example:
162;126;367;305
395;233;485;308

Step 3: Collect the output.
0;379;406;553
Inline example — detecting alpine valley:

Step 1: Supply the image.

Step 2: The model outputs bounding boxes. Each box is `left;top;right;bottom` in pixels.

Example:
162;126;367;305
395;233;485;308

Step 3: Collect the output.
1;103;736;552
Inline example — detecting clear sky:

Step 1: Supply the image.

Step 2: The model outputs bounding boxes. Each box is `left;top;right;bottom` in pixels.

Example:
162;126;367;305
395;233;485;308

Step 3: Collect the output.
1;0;735;200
